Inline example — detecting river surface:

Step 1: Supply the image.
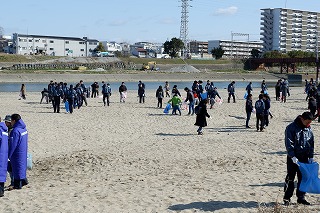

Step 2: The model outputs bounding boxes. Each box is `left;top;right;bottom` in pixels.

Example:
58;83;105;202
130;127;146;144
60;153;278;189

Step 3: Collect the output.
0;81;303;92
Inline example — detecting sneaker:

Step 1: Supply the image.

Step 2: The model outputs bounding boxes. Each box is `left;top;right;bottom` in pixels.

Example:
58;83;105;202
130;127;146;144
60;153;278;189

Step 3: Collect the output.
246;126;252;128
283;199;290;206
297;199;310;205
198;132;203;135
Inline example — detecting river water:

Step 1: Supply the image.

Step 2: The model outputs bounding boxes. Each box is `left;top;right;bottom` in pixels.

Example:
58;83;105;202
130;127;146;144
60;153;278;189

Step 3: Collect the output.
0;81;303;92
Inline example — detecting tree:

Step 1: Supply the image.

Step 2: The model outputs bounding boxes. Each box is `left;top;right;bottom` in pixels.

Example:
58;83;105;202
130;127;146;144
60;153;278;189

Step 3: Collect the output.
250;48;261;58
210;46;224;59
94;42;105;52
163;37;184;58
263;50;288;58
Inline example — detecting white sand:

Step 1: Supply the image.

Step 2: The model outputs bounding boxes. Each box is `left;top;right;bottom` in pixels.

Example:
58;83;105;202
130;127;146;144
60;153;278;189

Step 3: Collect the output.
0;79;319;212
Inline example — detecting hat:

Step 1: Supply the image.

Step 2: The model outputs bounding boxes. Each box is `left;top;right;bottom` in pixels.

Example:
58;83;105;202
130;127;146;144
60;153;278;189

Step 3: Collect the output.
3;115;11;122
301;112;313;120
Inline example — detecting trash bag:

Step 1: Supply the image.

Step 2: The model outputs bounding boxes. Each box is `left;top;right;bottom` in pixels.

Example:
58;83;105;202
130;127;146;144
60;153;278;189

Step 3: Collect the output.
200;92;208;100
244;92;248;99
164;103;171;114
298;161;320;194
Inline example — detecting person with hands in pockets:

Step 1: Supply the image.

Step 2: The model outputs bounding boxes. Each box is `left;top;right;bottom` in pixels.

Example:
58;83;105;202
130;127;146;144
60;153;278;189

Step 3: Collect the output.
283;111;314;206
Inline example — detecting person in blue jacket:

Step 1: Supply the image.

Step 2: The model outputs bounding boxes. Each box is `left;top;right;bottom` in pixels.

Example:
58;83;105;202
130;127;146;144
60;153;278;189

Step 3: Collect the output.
283;111;314;206
8;114;28;189
0;120;8;197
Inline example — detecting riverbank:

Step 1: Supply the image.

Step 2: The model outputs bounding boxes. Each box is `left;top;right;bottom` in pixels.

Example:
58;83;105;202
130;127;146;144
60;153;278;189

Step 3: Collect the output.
0;71;295;83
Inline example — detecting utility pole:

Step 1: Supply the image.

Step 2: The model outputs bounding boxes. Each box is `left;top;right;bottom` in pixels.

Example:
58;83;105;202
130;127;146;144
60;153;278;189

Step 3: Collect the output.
180;0;191;59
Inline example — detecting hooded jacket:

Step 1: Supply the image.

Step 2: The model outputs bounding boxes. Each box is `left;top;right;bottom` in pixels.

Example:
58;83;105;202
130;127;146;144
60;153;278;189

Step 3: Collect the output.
0;122;8;182
9;119;28;180
285;116;314;160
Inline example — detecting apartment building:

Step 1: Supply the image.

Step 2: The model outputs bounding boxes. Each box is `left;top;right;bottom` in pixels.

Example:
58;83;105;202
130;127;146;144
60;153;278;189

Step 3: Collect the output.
260;8;320;53
12;33;99;57
208;40;263;59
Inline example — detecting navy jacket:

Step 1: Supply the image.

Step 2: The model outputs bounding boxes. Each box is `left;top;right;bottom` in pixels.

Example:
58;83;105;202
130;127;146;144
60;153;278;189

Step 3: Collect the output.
285;116;314;160
0;122;8;182
9;119;28;180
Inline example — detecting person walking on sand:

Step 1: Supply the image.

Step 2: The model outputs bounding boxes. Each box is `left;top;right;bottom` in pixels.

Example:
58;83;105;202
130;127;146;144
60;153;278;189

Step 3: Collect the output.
184;87;195;115
138;83;145;103
255;94;265;132
164;81;170;98
194;99;210;135
208;87;221;109
119;82;128;103
156;86;164;108
245;94;253;128
0;117;8;197
19;84;26;100
246;82;253;96
227;81;236;103
102;83;112;106
283;111;314;206
8;114;29;190
168;94;182;116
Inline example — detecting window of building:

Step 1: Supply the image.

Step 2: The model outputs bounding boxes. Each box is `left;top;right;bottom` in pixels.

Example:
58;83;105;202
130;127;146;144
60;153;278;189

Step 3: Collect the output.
42;40;46;43
80;49;84;51
65;48;69;51
50;48;54;50
65;41;69;44
79;42;84;44
29;39;32;42
50;40;54;43
35;40;40;42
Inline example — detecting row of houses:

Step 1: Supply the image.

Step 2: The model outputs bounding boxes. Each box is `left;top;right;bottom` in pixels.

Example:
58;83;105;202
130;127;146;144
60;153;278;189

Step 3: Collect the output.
0;33;262;59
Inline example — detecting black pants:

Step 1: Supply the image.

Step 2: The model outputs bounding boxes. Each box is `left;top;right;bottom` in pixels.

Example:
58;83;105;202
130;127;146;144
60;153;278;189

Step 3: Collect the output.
68;98;74;114
264;113;269;127
158;98;163;108
139;95;145;103
228;93;235;103
0;182;4;197
284;155;308;201
103;93;110;106
246;111;251;127
53;96;61;113
256;113;264;131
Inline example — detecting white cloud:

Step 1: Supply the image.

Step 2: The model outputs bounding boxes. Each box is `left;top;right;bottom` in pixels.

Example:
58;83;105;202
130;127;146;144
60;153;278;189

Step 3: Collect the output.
109;20;128;26
213;6;238;16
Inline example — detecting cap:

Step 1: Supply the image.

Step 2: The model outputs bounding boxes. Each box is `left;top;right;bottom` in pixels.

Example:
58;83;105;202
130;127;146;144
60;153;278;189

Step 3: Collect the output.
3;115;11;122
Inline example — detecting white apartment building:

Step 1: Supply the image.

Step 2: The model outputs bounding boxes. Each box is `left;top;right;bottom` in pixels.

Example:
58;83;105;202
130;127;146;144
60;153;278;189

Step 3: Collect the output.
260;8;320;53
101;41;122;53
208;40;263;59
12;33;99;57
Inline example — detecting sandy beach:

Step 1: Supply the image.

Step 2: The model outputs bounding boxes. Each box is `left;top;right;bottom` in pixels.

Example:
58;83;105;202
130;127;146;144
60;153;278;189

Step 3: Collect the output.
0;73;319;212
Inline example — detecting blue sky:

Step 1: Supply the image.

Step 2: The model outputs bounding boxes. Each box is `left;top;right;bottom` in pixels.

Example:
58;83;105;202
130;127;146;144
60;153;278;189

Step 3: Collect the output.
1;0;319;43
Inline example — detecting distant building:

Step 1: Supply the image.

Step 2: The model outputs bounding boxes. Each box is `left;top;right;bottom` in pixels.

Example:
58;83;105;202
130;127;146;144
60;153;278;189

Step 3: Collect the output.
189;41;212;59
130;41;163;58
0;35;12;53
101;41;122;53
260;8;320;53
12;33;99;57
208;40;263;59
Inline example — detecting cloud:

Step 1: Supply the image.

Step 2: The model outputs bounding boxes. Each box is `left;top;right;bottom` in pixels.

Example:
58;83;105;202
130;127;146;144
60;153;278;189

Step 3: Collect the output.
108;19;128;26
213;6;238;16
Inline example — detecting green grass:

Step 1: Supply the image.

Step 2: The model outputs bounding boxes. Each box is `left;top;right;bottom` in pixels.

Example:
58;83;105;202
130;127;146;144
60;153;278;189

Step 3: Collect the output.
0;53;62;63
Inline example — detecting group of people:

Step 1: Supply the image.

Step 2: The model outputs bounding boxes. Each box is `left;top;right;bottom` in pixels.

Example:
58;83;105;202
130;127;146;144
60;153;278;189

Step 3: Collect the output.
0;114;29;197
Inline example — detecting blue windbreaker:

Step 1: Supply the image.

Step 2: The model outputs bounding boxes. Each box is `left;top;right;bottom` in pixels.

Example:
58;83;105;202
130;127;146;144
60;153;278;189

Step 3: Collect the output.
0;122;8;182
9;119;28;180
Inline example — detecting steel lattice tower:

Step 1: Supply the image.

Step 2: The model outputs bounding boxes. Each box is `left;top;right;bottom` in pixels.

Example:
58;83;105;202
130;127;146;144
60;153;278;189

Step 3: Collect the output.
180;0;190;58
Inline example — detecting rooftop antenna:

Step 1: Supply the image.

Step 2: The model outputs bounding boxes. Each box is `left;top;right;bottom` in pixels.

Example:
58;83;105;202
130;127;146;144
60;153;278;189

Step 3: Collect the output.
179;0;192;59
